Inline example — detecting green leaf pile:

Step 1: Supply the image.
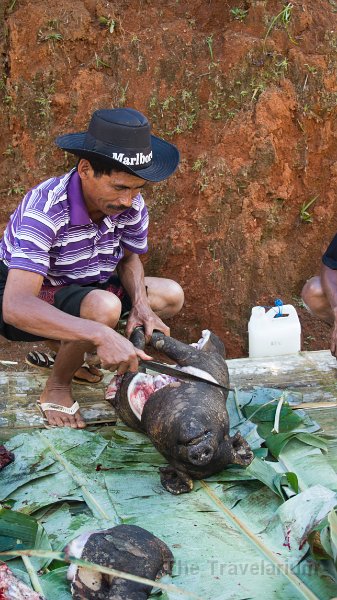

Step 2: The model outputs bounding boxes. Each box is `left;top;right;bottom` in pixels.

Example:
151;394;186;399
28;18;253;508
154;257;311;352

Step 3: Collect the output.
1;387;337;599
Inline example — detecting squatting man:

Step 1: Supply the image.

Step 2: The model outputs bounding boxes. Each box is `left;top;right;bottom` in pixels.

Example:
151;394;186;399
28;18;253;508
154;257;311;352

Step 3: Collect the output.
302;233;337;358
0;108;184;428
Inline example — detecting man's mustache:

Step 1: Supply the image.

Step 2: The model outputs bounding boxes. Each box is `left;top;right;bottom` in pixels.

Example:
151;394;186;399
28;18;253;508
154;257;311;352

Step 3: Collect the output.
107;204;130;211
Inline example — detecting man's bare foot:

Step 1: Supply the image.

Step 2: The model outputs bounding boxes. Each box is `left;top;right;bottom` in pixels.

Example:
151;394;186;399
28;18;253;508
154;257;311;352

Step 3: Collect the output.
39;384;86;429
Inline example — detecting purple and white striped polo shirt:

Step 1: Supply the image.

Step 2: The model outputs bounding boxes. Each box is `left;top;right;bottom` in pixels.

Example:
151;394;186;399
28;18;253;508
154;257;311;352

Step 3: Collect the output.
0;169;148;286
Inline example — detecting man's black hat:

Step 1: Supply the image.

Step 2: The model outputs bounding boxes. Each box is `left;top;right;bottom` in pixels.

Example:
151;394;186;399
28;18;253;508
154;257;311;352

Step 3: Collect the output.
55;108;180;182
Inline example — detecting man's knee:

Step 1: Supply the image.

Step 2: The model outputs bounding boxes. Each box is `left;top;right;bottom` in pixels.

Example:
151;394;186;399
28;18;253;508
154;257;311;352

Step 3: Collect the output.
301;276;333;323
166;280;184;314
146;277;184;317
80;290;122;327
301;276;323;307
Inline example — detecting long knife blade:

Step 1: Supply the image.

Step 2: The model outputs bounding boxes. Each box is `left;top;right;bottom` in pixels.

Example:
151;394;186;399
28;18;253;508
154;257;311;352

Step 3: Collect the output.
139;359;232;392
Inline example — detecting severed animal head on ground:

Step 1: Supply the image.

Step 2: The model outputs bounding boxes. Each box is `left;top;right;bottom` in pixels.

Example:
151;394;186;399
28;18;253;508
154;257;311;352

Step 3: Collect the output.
66;524;173;599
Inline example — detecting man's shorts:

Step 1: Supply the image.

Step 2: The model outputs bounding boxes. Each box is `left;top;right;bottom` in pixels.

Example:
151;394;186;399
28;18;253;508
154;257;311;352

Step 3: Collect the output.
0;261;131;342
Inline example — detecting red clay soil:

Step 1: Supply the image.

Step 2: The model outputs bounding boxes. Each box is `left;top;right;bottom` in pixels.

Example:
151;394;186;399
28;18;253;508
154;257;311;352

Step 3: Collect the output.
0;0;336;360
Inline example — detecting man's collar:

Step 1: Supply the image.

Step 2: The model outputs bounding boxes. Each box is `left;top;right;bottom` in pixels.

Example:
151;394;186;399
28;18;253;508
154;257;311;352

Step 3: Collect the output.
67;169;141;226
68;170;91;225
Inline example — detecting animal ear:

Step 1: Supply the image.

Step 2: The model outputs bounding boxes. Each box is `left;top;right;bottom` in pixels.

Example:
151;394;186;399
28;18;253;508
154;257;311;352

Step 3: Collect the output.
228;432;254;466
198;331;226;358
159;465;194;494
154;539;174;577
72;566;103;596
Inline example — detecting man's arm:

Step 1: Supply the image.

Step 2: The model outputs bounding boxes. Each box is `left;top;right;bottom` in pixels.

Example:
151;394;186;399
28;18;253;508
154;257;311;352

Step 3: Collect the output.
3;269;150;373
116;249;169;340
321;263;337;356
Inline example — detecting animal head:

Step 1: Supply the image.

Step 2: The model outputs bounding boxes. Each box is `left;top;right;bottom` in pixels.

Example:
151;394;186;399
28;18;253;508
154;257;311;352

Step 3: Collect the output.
110;328;254;494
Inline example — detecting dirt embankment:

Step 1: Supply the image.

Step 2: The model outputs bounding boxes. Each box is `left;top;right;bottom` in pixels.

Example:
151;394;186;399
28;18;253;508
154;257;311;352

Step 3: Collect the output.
0;0;336;357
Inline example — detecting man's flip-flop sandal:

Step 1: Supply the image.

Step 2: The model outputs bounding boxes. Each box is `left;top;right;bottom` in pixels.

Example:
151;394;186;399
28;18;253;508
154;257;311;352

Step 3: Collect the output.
26;351;56;371
26;351;103;385
72;366;104;385
37;401;81;429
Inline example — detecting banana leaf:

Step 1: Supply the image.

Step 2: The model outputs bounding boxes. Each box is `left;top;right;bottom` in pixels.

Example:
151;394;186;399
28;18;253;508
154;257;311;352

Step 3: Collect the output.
266;432;328;458
0;385;336;599
0;508;52;569
262;485;337;567
310;508;337;569
39;567;72;600
38;503;117;550
320;436;337;488
1;429;119;521
245;456;299;498
277;439;337;492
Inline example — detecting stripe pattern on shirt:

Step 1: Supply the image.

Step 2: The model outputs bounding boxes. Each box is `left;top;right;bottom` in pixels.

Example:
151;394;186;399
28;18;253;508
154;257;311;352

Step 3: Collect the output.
0;170;148;285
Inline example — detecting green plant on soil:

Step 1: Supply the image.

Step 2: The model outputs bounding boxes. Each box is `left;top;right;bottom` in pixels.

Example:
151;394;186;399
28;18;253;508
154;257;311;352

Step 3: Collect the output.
35;95;52;118
98;15;116;34
194;165;209;191
251;80;267;101
300;195;318;223
263;2;297;49
274;56;289;73
206;51;290;121
191;156;210;192
230;7;249;21
38;20;63;44
119;82;129;106
94;53;111;68
208;242;218;262
198;174;209;192
6;73;55;138
148;89;199;137
7;183;25;196
291;295;306;308
3;145;14;156
7;0;17;12
302;63;317;89
130;35;145;72
328;0;337;11
39;32;63;42
192;157;207;172
205;35;214;61
147;185;177;220
208;264;225;286
261;199;285;241
305;63;318;75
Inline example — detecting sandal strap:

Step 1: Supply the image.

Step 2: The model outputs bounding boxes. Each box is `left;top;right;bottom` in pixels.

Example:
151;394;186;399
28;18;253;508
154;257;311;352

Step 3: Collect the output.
26;351;56;369
39;401;80;415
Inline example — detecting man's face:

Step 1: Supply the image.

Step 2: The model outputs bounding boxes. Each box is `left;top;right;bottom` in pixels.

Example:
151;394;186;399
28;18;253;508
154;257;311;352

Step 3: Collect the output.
78;159;147;218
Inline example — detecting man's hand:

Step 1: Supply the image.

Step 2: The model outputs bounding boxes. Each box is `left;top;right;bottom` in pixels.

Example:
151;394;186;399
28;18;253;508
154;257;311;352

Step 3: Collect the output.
116;250;171;342
96;328;152;375
125;303;170;342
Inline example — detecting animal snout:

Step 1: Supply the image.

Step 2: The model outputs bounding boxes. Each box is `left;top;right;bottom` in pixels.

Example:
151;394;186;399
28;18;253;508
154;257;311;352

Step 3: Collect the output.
187;440;215;465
